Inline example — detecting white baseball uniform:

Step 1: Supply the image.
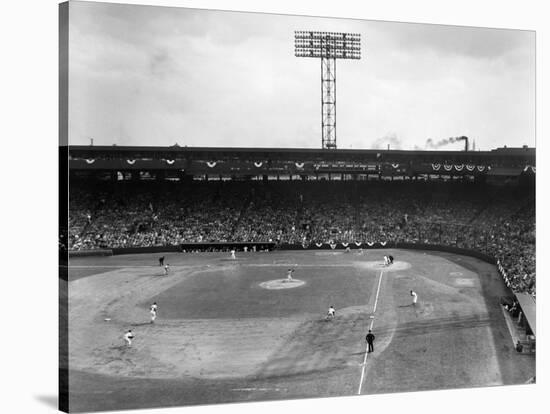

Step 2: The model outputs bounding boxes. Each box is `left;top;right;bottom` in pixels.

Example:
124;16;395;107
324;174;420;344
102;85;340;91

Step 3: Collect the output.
150;304;158;322
124;331;134;347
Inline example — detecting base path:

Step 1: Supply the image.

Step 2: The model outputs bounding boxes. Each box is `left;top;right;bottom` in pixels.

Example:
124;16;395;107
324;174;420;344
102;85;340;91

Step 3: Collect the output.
358;269;384;394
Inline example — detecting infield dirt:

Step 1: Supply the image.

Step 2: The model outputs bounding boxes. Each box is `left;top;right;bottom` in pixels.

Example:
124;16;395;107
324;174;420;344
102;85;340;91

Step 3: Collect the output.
64;249;535;412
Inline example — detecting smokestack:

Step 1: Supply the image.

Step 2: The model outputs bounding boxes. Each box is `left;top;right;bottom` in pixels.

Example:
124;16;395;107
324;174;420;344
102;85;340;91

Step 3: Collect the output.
454;136;469;151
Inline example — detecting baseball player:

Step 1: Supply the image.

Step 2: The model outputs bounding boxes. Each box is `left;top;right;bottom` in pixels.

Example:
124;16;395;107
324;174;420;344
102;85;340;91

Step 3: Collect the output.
384;256;390;266
150;302;158;323
230;249;236;260
326;305;336;320
410;290;418;306
286;268;294;282
124;329;134;347
159;256;165;266
164;264;169;275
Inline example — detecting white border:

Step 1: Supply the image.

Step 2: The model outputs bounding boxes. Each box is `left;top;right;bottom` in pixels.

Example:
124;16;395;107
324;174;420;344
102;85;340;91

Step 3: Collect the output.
0;0;546;413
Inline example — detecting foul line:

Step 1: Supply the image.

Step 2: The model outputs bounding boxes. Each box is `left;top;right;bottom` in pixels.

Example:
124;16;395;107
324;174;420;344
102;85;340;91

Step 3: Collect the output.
357;269;384;395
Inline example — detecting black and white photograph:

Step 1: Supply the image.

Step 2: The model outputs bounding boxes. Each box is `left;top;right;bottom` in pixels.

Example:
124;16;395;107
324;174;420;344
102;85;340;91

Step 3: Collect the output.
4;1;546;414
56;1;541;412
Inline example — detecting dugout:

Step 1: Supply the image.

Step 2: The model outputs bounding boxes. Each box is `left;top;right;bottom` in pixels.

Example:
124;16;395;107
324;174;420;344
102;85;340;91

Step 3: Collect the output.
515;292;536;338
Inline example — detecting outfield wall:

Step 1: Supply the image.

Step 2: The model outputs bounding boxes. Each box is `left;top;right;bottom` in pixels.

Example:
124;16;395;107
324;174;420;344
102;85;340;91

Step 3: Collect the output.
68;241;495;265
68;248;113;257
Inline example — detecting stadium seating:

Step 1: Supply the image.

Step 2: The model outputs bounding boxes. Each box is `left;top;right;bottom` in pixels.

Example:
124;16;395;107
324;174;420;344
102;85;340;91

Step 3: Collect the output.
67;180;535;297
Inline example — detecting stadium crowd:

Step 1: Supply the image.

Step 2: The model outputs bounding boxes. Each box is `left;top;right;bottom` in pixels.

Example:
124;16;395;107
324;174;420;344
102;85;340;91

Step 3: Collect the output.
68;180;535;296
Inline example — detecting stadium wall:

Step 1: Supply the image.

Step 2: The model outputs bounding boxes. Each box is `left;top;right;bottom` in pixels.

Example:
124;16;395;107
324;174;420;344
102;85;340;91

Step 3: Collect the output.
69;241;495;265
69;248;114;257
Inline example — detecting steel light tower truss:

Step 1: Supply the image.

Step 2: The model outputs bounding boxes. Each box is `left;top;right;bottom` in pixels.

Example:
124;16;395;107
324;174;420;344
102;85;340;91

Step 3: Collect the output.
295;31;361;149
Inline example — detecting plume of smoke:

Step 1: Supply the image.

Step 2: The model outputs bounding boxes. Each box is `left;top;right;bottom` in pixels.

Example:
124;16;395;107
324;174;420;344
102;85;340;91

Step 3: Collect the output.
371;132;403;150
424;136;467;149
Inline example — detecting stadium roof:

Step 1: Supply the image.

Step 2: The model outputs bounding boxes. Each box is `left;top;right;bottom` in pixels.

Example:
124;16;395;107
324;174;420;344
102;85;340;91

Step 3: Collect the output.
68;145;535;165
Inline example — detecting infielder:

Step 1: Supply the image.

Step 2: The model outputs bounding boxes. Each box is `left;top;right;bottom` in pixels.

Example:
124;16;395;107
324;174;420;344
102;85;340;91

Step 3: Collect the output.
410;290;418;306
124;329;134;347
150;302;158;323
326;305;336;320
164;264;169;275
230;249;236;260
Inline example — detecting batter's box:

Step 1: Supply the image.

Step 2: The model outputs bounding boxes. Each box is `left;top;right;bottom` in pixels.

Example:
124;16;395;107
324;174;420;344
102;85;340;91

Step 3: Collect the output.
454;278;475;287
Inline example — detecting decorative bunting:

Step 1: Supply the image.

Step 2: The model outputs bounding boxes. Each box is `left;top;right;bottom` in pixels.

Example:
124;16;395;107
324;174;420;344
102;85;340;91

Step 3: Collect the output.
126;159;136;165
367;242;374;247
431;163;441;171
329;243;337;250
354;242;362;246
392;163;399;169
465;165;475;171
341;242;349;247
254;161;263;168
454;164;464;171
165;159;175;165
206;161;217;168
380;241;387;246
295;162;305;168
443;164;452;171
476;166;486;172
315;242;323;248
532;166;536;173
85;159;95;164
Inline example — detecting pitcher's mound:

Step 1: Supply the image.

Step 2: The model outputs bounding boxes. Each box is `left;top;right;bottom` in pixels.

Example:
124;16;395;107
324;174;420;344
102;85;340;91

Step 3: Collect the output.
259;279;306;290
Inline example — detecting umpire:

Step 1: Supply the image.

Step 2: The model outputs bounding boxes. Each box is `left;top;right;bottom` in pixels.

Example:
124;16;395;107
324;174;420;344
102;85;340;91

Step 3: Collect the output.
365;329;375;353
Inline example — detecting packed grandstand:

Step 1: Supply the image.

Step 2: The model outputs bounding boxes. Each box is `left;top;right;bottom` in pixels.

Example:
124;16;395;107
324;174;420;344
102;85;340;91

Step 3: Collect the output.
66;178;535;298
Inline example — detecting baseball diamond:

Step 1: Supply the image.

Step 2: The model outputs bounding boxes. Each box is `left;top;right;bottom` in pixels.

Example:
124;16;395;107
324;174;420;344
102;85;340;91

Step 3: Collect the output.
58;4;537;412
62;249;534;412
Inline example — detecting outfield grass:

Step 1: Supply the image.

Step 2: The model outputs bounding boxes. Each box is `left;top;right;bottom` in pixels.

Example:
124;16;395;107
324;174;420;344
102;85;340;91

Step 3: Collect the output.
63;249;535;412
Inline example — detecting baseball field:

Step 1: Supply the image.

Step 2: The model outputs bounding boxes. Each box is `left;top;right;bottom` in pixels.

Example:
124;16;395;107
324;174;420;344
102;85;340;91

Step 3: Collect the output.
61;248;535;412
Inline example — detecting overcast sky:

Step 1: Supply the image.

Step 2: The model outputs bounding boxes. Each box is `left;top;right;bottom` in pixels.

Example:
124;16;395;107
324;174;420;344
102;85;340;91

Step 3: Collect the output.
68;1;535;150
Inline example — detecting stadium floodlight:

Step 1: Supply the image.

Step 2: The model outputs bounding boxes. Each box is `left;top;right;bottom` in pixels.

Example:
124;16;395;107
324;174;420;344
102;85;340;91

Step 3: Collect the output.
295;31;361;149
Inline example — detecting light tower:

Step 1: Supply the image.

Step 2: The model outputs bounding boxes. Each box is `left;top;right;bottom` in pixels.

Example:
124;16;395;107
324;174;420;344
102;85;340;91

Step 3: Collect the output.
295;31;361;149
